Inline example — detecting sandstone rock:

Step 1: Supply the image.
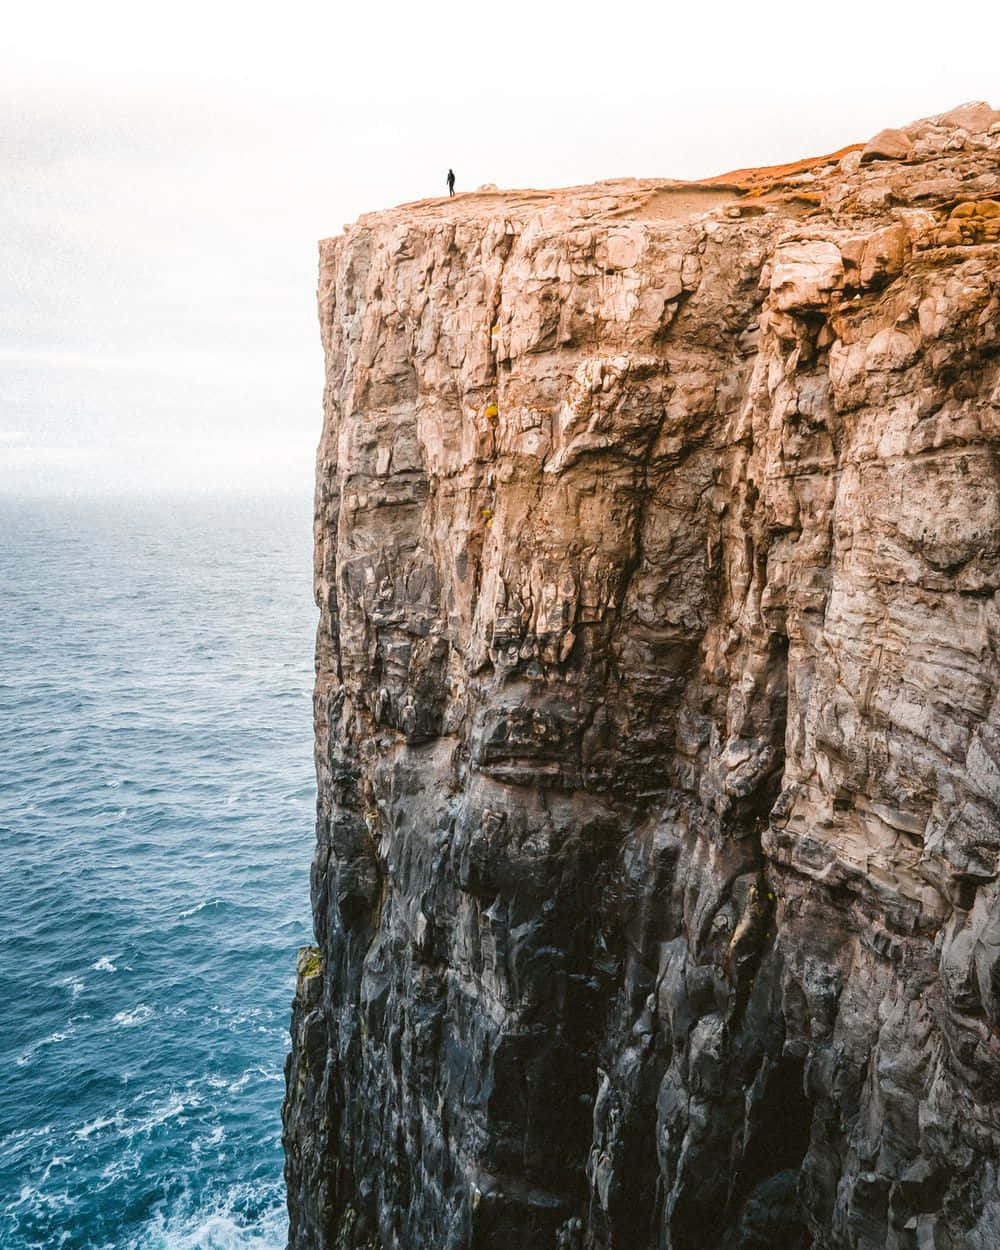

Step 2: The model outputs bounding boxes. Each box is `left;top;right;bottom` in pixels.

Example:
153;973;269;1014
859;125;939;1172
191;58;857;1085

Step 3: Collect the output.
769;240;844;311
861;127;912;163
935;100;1000;134
858;222;907;288
284;103;1000;1250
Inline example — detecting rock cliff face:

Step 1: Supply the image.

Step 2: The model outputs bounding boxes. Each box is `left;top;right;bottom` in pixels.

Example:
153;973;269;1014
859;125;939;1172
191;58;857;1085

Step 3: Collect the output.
283;103;1000;1250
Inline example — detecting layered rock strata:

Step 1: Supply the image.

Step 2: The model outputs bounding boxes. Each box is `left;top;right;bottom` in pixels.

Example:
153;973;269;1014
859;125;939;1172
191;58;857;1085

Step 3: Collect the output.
284;103;1000;1250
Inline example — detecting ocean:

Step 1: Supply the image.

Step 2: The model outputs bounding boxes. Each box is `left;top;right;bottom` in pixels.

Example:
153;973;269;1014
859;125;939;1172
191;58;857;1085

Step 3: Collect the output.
0;493;316;1249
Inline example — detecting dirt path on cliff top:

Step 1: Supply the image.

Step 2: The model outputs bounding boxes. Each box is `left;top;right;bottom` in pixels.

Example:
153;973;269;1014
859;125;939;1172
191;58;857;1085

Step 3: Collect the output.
352;143;863;231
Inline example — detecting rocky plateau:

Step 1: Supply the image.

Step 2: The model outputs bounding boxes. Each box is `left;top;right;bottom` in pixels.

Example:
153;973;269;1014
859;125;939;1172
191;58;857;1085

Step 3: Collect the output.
283;102;1000;1249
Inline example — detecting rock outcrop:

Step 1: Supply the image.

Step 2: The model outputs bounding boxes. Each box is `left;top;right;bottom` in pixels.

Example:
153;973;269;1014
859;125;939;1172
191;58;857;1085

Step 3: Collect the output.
284;104;1000;1250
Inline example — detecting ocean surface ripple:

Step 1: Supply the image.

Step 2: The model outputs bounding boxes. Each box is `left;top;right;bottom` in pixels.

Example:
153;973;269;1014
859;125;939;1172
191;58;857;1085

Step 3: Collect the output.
0;494;315;1249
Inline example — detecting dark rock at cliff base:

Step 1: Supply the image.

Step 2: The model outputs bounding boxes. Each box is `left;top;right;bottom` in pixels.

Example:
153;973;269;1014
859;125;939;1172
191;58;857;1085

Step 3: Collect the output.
283;103;1000;1250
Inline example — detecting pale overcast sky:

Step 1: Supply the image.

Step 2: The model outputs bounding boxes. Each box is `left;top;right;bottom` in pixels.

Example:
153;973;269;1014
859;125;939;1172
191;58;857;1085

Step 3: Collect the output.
3;0;999;496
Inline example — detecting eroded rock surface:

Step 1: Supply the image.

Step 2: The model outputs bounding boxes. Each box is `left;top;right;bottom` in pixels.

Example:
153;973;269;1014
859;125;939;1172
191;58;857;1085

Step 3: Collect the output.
284;104;1000;1250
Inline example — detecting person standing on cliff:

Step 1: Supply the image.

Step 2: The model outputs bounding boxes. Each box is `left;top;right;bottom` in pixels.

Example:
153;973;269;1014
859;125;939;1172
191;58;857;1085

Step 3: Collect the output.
447;169;455;197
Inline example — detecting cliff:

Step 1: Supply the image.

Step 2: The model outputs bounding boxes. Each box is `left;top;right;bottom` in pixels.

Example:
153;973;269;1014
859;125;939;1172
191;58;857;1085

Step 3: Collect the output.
283;102;1000;1250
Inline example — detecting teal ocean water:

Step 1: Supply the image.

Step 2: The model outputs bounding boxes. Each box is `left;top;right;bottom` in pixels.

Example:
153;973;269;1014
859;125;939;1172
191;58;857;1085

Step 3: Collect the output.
0;494;315;1249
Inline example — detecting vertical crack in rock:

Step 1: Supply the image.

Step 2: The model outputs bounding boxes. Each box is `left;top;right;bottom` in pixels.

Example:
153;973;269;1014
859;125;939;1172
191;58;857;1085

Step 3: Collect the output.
285;103;1000;1250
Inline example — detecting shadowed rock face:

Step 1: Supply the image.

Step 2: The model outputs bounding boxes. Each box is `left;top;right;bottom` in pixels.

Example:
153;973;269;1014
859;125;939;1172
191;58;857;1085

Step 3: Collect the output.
283;103;1000;1250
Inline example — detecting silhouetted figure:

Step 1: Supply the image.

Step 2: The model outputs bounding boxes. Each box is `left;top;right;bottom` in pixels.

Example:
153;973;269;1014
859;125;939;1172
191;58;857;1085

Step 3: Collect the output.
447;169;456;197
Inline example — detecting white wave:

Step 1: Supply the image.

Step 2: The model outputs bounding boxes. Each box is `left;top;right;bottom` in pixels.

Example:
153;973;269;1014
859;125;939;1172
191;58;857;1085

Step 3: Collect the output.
8;1179;74;1218
93;955;118;972
112;1003;154;1028
99;1156;132;1187
75;1111;123;1140
131;1091;204;1137
134;1199;286;1250
178;898;222;919
206;1064;283;1092
61;975;86;999
37;1154;72;1186
0;1124;53;1154
192;1124;226;1155
16;1029;73;1066
250;1065;283;1084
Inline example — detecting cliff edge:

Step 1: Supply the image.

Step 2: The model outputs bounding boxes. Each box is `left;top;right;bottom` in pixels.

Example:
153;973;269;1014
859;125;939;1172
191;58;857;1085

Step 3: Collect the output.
284;102;1000;1250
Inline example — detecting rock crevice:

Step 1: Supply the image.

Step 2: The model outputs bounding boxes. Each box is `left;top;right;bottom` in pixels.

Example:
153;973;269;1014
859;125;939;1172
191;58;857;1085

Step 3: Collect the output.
284;103;1000;1249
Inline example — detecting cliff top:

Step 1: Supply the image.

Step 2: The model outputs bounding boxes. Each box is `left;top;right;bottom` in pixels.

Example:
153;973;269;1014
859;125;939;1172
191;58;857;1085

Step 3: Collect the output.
331;100;1000;241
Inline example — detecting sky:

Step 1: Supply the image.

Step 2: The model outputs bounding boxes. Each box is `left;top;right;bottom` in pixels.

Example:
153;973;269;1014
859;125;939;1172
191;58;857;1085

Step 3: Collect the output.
3;1;999;497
